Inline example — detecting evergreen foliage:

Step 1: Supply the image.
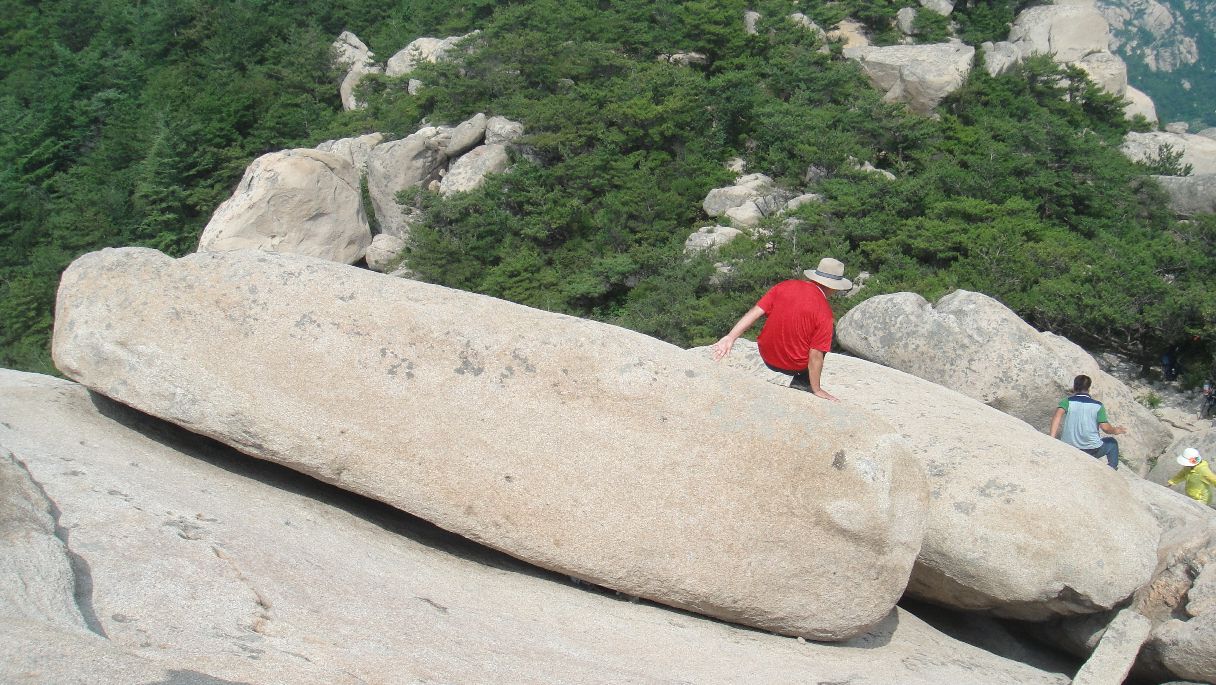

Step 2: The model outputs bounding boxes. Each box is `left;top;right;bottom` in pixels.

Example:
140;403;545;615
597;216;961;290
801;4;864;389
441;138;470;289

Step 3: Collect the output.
1;0;1213;377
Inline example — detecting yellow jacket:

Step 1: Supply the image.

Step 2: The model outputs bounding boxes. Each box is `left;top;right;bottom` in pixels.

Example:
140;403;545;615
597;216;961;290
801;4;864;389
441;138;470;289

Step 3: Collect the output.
1168;460;1216;504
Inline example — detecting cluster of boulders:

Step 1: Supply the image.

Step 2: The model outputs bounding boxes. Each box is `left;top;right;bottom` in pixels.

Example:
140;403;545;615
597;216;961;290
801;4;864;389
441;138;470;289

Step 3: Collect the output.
333;30;479;111
23;245;1216;682
197;112;524;272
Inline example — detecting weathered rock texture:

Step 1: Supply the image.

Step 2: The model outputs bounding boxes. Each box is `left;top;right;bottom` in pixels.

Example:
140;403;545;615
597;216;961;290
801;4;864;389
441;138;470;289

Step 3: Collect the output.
1122;131;1216;175
0;369;1073;685
385;32;478;77
1070;609;1152;685
690;340;1159;621
1152;174;1216;216
1009;3;1112;63
51;248;931;641
848;43;975;115
197;149;370;265
837;290;1172;474
363;233;406;272
315;132;384;173
365;127;450;239
332;31;382;111
439;143;509;195
1123;84;1159;123
684;225;743;254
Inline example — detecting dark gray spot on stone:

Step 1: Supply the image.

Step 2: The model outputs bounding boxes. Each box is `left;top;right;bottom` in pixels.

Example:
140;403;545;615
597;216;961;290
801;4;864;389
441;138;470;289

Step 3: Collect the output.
417;596;449;614
953;501;975;514
146;669;255;685
511;349;537;373
685;369;697;377
831;451;846;470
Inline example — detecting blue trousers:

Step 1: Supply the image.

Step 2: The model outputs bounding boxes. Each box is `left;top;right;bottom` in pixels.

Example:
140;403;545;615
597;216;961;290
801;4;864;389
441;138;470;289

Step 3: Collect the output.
1083;437;1120;469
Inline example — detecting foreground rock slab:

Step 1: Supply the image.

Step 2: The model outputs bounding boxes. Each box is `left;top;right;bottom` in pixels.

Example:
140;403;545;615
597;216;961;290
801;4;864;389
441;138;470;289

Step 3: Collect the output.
691;340;1158;621
0;370;1070;684
52;248;929;641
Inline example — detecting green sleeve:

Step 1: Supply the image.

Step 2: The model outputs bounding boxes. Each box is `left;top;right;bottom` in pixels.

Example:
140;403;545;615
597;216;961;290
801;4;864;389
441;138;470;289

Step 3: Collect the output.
1058;398;1069;411
1097;405;1108;423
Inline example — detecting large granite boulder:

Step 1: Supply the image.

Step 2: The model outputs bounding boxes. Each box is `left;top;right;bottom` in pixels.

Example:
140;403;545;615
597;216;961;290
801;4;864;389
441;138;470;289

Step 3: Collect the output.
847;43;975;115
197;149;371;265
837;290;1172;474
1152;174;1216;217
0;369;1070;684
315;132;384;173
1122;131;1216;175
1009;3;1112;63
690;340;1159;621
365;127;450;239
1124;85;1159;124
439;143;510;195
332;31;382;111
385;32;479;77
51;248;932;641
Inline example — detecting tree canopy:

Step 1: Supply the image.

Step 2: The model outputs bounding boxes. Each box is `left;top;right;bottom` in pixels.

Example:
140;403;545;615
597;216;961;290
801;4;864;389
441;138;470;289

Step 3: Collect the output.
2;0;1213;380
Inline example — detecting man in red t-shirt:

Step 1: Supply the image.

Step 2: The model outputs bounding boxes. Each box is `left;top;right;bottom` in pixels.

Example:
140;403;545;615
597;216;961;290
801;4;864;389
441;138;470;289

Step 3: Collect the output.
711;257;852;401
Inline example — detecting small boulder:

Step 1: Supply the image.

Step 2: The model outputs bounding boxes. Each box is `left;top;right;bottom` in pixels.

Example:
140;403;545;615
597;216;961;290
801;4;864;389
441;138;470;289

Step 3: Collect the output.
1124;85;1159;124
364;233;406;272
385;32;479;78
485;116;525;145
684;225;743;254
333;31;382;111
1151;174;1216;217
702;174;775;217
446;113;488;158
896;7;918;36
743;10;761;35
918;0;954;17
1076;51;1128;96
439;144;510;195
981;41;1022;77
198;149;370;265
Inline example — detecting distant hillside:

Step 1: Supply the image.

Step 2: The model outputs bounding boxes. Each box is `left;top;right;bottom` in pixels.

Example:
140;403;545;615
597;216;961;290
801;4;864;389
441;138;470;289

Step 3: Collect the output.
1098;0;1216;127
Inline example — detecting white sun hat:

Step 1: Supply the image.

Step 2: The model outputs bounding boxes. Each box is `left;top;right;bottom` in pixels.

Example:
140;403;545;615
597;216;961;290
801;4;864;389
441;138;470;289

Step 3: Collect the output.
1178;447;1202;467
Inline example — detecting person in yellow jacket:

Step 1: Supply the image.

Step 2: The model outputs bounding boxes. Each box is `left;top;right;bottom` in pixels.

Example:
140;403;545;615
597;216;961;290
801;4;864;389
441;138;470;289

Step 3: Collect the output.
1167;448;1216;504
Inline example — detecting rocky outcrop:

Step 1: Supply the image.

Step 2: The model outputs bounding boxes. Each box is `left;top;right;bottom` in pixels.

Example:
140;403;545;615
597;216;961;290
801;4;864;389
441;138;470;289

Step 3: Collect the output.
365;127;450;239
701;173;796;228
332;31;382;112
51;247;933;641
1123;131;1216;175
363;233;406;272
485;115;525;145
828;19;871;55
981;40;1023;76
385;32;479;78
1009;3;1113;64
691;339;1158;621
1151;174;1216;216
683;225;743;254
197;149;370;265
315;132;384;173
1123;84;1159;123
0;369;1073;684
837;290;1172;474
919;0;954;16
439;143;509;195
847;43;975;115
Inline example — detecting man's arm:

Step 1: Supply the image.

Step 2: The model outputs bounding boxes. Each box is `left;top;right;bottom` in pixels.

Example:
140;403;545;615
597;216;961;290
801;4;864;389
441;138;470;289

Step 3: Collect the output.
807;348;838;402
711;305;766;360
1099;422;1127;436
1049;407;1065;438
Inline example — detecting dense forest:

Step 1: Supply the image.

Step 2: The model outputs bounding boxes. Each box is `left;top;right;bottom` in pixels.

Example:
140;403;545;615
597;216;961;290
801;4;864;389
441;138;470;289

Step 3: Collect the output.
2;0;1214;381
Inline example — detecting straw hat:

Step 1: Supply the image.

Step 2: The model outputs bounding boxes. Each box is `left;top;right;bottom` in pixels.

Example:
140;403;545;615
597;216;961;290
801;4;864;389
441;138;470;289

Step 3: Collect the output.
803;257;853;291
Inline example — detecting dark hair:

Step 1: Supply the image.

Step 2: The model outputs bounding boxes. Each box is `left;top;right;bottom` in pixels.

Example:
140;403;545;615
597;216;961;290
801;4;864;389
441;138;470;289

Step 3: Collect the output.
1073;375;1092;393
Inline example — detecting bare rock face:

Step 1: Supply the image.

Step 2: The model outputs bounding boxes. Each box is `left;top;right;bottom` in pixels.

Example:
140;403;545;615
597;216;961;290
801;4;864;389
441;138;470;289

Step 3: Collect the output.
919;0;954;16
848;43;975;115
485;116;525;145
829;19;871;55
981;40;1023;76
385;32;479;78
684;225;744;254
1151;174;1216;217
365;127;450;239
332;31;382;111
51;248;933;641
1122;131;1216;175
690;340;1159;621
446;112;488;157
0;369;1071;685
315;132;384;173
702;174;774;217
1070;609;1152;685
198;149;370;265
1124;85;1159;123
837;290;1172;474
1009;4;1112;63
439;143;509;195
1075;50;1128;94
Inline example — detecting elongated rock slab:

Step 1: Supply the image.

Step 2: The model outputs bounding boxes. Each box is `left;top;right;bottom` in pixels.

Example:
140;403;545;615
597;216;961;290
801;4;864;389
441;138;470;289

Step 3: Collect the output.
52;248;929;641
691;340;1158;621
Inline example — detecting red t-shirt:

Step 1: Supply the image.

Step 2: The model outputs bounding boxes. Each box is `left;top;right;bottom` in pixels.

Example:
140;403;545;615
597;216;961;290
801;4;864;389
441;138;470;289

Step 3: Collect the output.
755;280;833;371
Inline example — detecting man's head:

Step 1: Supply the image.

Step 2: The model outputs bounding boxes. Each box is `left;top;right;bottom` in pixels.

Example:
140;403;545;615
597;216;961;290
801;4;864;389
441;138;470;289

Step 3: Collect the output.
1073;375;1092;394
804;257;852;294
